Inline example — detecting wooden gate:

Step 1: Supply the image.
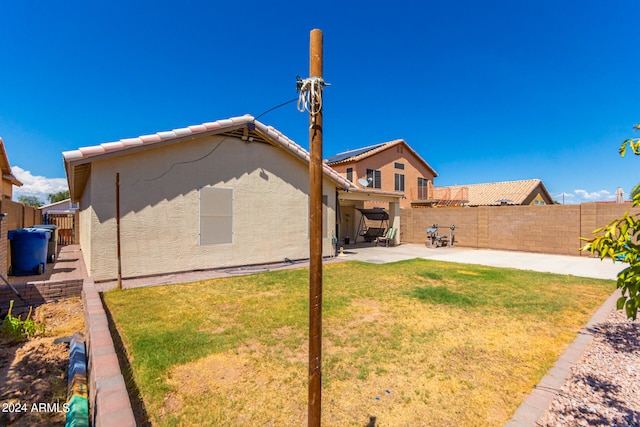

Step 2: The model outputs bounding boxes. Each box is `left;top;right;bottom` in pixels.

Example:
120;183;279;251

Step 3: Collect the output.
42;213;75;245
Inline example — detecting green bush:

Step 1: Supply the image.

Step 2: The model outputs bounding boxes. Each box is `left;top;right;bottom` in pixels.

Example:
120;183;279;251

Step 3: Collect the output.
581;131;640;319
1;300;46;342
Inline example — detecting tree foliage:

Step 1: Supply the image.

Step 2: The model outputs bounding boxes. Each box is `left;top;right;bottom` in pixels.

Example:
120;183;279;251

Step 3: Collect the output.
47;190;70;203
17;195;44;208
581;129;640;319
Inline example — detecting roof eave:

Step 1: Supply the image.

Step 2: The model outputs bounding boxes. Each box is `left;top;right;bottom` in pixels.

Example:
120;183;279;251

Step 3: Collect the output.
536;180;555;204
3;173;22;187
64;115;355;200
327;139;439;177
63;116;255;168
63;116;257;202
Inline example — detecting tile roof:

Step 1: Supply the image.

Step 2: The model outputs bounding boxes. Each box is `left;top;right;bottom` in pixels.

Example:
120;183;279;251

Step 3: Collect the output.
325;139;438;177
438;179;551;206
63;115;355;201
63;117;248;163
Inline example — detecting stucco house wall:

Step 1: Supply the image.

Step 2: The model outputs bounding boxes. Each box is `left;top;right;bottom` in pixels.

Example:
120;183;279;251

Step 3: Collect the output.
77;133;338;282
79;175;93;275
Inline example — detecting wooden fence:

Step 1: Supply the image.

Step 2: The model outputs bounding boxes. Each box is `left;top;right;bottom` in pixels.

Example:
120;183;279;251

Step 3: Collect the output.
42;212;76;245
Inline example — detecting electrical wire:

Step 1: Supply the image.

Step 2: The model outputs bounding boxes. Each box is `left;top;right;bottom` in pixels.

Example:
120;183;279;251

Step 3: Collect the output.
254;97;298;121
130;88;323;186
131;137;227;186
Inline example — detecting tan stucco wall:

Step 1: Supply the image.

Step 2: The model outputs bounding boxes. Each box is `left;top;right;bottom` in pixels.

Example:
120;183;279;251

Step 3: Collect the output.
79;174;93;275
330;144;436;209
80;134;337;281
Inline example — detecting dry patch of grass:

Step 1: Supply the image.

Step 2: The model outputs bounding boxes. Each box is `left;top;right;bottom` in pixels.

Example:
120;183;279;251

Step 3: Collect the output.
103;259;614;426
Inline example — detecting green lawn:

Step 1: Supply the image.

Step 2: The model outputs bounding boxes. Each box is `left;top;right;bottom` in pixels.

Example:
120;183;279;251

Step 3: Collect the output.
103;259;614;426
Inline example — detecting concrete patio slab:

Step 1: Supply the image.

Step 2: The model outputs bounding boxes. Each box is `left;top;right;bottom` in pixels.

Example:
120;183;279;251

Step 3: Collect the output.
341;244;621;281
98;244;621;292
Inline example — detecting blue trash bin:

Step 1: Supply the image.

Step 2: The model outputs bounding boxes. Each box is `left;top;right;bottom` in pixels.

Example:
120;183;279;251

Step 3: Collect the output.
8;228;52;276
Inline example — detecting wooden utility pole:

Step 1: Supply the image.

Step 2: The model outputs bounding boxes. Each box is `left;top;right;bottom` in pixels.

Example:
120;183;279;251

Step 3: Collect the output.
308;28;323;427
116;173;122;290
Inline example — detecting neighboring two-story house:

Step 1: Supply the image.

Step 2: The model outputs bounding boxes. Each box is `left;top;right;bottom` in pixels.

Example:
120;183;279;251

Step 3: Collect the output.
326;139;438;209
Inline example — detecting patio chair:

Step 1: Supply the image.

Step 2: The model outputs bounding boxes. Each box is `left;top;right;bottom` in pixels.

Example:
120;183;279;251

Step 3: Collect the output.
361;227;386;243
376;228;397;247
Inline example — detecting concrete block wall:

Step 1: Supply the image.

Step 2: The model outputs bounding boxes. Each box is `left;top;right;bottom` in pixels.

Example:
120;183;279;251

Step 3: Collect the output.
0;214;6;277
1;199;40;232
0;279;84;314
82;279;136;427
483;205;581;255
595;203;635;227
404;207;479;248
402;202;640;256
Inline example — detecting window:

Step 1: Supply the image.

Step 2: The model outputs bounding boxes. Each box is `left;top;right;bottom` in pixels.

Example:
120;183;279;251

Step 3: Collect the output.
394;162;405;170
199;187;233;245
417;177;429;199
394;173;405;192
366;169;381;189
346;167;353;182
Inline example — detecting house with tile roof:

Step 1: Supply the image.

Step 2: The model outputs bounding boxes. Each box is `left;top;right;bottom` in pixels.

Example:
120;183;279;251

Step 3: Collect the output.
325;139;435;242
63;115;401;281
0;137;23;199
326;139;438;209
422;179;554;207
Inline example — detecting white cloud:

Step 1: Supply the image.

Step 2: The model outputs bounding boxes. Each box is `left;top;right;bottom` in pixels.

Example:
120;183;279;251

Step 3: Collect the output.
574;189;615;202
553;189;618;204
11;166;68;205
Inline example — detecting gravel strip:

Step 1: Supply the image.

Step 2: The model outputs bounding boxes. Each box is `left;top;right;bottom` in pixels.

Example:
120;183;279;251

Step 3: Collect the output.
538;309;640;427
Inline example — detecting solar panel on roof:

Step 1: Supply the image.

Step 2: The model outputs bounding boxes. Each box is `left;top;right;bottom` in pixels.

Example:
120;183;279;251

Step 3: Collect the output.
325;143;385;163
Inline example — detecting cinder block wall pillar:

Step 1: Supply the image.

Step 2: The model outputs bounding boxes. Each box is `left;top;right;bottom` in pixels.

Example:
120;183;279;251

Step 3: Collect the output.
400;208;413;243
579;203;598;257
0;213;7;275
389;202;401;245
477;207;489;249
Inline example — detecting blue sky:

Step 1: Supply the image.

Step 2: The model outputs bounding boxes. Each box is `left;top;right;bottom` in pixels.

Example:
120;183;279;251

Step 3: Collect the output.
1;0;638;204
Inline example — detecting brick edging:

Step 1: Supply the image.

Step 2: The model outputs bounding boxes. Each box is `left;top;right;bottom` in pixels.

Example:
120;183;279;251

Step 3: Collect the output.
82;279;136;427
505;289;621;426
